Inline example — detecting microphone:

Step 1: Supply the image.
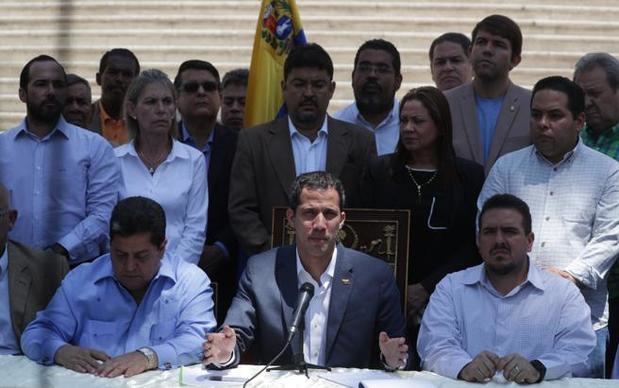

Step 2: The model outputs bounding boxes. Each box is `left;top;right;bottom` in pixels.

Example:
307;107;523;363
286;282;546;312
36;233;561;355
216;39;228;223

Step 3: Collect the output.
287;282;315;342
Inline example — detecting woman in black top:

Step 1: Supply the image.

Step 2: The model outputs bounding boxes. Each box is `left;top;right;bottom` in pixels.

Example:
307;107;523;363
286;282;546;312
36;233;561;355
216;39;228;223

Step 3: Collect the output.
362;86;484;347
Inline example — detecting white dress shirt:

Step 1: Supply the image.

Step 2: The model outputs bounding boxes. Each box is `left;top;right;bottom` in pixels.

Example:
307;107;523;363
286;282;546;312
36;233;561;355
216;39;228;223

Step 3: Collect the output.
418;262;596;381
296;247;337;366
478;141;619;329
0;245;19;355
288;116;328;176
115;140;208;265
334;99;399;156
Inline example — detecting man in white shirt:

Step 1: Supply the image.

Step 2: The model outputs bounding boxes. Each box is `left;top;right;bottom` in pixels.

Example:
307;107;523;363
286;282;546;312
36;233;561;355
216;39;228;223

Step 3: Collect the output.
334;39;402;156
203;172;407;370
478;75;619;377
418;194;596;383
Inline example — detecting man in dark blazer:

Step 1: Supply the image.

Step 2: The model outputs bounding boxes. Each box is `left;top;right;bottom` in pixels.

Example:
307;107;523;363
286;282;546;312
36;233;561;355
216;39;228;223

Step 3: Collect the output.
0;184;68;354
229;43;377;256
175;59;239;323
445;15;531;174
204;172;407;369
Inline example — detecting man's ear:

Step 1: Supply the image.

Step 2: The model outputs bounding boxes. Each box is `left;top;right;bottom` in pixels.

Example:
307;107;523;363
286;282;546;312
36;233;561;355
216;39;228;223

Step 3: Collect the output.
286;208;295;229
96;72;102;86
18;88;27;103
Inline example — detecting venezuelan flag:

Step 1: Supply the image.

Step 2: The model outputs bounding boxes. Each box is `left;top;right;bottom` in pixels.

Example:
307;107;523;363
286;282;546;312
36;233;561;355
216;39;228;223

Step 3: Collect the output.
244;0;307;128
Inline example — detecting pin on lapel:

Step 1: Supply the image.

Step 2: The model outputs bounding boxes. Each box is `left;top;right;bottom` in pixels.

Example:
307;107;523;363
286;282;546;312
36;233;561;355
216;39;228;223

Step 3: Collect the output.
509;105;515;112
341;278;351;285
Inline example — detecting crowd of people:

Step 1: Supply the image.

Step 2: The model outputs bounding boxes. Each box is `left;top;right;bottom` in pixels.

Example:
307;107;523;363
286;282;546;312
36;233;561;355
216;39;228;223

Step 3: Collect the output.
1;12;619;383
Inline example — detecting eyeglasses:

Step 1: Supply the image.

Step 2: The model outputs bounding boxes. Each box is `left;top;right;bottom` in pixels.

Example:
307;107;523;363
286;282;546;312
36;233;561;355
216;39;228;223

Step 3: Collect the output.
356;62;393;75
181;81;219;94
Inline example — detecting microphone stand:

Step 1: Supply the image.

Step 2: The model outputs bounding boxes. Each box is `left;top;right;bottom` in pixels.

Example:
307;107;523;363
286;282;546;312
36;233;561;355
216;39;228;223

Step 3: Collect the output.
267;318;331;378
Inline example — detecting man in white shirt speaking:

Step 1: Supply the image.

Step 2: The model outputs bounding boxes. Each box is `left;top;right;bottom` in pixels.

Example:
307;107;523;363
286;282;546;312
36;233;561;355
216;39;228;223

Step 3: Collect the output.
418;194;596;383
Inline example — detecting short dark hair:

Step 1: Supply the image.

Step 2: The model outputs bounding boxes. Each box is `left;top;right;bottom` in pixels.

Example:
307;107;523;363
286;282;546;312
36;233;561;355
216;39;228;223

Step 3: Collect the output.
284;43;333;81
472;14;523;60
479;194;532;235
288;171;345;211
429;32;471;61
222;68;249;90
110;196;166;247
19;55;66;89
574;52;619;91
66;73;91;92
531;76;585;118
174;59;221;90
98;48;140;75
354;39;401;75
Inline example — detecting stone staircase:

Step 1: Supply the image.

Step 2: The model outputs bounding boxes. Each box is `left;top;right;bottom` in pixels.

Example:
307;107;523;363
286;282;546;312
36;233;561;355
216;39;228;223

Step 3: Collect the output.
1;0;619;130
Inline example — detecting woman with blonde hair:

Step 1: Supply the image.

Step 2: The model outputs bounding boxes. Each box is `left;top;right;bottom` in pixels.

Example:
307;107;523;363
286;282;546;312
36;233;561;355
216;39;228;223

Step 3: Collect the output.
115;69;207;265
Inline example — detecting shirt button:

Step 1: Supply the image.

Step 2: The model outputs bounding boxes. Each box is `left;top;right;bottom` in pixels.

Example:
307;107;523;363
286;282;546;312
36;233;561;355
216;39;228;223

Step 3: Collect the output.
545;217;550;221
553;168;558;172
549;191;554;196
541;242;546;247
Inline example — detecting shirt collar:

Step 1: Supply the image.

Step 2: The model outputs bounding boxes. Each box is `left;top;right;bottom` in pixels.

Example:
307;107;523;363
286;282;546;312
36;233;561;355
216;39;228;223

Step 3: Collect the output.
296;245;337;288
0;244;8;277
462;259;545;294
534;137;582;166
179;122;215;150
117;139;190;162
14;115;72;141
354;98;399;129
95;252;177;285
99;101;124;124
288;115;329;140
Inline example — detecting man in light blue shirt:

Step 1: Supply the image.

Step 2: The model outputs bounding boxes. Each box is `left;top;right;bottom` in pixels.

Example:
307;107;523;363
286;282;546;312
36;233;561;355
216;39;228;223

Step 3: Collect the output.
0;55;120;264
21;197;216;378
418;194;596;383
334;39;402;156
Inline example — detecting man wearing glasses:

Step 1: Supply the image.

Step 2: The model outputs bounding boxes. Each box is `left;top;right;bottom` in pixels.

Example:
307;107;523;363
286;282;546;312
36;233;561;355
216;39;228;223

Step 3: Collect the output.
175;60;239;323
334;39;403;156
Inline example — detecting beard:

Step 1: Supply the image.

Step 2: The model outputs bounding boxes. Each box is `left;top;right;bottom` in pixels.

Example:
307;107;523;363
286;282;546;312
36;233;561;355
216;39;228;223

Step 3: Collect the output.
355;91;394;117
28;98;63;124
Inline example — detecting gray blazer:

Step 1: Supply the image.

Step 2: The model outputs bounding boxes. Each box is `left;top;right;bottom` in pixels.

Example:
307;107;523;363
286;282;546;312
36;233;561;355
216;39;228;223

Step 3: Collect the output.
223;244;406;368
446;82;532;174
8;240;68;343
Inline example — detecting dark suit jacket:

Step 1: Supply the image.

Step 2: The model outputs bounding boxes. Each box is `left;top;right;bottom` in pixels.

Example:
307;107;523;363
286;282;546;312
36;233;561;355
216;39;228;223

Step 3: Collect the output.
446;82;532;174
88;99;103;135
223;244;406;368
228;116;377;254
8;240;68;343
179;122;239;323
362;155;484;293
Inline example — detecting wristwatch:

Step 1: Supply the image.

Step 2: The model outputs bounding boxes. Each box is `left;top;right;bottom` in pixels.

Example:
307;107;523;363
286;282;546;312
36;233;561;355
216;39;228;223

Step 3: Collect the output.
137;347;158;370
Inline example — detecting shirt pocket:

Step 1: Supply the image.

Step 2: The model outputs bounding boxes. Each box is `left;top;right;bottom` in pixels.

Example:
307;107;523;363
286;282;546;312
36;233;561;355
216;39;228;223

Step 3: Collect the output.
81;319;117;349
150;321;176;345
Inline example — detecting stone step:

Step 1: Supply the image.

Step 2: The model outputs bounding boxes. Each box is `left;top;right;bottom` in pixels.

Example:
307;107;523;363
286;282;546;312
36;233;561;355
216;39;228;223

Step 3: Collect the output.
0;44;599;70
4;0;617;19
4;14;619;37
2;28;619;53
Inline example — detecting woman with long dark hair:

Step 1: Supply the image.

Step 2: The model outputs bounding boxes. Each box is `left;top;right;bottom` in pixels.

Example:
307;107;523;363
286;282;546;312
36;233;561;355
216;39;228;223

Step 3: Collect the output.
362;86;484;363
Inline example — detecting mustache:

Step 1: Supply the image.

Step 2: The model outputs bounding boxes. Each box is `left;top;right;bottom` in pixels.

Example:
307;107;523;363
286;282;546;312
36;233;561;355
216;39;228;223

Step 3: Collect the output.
300;97;317;106
490;243;509;254
361;81;382;92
